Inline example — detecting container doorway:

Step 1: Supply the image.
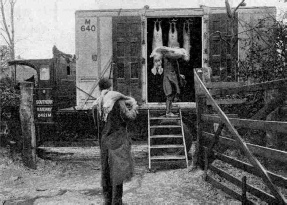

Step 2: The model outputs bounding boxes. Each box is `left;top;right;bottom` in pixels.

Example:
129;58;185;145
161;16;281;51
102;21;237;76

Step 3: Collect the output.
147;17;202;103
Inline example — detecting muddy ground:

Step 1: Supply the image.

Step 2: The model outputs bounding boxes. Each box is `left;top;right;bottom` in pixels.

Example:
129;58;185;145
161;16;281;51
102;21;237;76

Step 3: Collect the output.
0;143;241;205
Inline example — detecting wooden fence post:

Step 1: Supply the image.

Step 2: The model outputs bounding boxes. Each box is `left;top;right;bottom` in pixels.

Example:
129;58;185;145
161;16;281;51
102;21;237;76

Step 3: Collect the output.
241;176;247;205
204;147;208;180
196;95;205;168
19;82;37;169
193;69;206;169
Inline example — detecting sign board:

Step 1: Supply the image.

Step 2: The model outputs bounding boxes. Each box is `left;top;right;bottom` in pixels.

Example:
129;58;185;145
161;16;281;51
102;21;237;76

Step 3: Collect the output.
34;88;54;123
35;100;53;119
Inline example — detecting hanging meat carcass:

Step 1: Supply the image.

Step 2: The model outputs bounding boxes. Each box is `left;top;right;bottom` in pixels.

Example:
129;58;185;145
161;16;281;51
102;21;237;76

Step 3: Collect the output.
168;21;179;48
152;20;163;50
151;20;164;75
183;22;191;61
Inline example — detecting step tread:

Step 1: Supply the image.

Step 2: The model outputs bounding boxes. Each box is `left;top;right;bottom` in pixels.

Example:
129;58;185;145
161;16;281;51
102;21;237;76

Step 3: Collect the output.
150;117;181;120
150;125;181;128
150;155;186;160
148;109;180;112
150;144;184;148
150;134;183;138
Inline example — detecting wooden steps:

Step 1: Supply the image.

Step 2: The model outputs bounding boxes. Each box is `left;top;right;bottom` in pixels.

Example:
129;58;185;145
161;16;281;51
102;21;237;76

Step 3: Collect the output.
147;108;189;170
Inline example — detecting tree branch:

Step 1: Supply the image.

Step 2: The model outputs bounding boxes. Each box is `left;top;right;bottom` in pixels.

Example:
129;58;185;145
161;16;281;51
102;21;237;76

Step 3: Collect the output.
0;32;10;45
236;16;273;49
233;0;245;17
9;0;15;59
0;0;12;46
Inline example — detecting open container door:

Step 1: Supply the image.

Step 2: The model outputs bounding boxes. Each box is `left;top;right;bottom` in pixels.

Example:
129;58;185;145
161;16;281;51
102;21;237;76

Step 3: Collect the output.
112;16;142;103
208;12;238;82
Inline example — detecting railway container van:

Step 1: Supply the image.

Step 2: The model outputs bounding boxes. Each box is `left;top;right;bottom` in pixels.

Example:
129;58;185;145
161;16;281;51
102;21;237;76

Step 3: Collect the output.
75;6;276;110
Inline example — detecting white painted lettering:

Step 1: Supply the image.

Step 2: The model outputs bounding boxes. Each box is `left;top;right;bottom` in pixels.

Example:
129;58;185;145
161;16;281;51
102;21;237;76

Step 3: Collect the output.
36;100;53;105
37;113;52;118
37;107;52;112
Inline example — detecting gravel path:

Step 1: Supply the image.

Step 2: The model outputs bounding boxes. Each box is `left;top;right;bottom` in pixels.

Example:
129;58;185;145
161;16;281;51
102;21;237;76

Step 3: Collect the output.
0;145;239;205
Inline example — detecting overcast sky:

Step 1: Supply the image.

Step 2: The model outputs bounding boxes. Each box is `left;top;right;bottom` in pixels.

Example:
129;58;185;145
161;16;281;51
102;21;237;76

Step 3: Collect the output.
0;0;286;59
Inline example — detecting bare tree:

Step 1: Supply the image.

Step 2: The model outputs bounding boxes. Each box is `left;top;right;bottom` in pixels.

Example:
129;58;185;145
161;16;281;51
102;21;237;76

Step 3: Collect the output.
224;0;246;50
0;0;16;60
0;44;10;77
225;0;246;81
237;8;286;82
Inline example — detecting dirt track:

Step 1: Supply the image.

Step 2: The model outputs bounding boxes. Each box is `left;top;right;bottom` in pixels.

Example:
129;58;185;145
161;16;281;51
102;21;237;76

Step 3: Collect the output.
0;145;239;205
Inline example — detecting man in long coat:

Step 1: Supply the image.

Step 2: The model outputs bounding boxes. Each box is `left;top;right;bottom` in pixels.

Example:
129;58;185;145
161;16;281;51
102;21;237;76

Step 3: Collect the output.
94;78;138;205
162;54;181;116
151;47;187;116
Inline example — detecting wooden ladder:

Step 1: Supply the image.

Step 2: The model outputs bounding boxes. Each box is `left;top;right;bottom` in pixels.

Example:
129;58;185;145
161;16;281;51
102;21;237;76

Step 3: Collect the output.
148;108;189;170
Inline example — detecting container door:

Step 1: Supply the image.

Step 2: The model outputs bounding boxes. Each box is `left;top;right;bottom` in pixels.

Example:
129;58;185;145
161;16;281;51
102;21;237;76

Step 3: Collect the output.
209;13;238;81
112;16;142;101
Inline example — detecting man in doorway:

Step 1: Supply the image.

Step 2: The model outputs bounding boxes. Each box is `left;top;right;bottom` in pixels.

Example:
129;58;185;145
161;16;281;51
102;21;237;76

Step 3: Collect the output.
151;47;187;117
93;78;138;205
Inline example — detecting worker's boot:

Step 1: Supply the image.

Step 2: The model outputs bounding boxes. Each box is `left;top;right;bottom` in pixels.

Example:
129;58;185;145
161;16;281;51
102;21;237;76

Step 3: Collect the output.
166;99;176;117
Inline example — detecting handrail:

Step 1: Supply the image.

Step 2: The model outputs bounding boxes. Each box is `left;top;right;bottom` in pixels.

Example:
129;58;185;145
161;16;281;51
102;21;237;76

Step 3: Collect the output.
80;56;112;109
194;70;286;205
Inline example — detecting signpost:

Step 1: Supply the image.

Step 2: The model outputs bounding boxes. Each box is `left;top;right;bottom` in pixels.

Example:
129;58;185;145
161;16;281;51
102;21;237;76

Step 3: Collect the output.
20;82;37;169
